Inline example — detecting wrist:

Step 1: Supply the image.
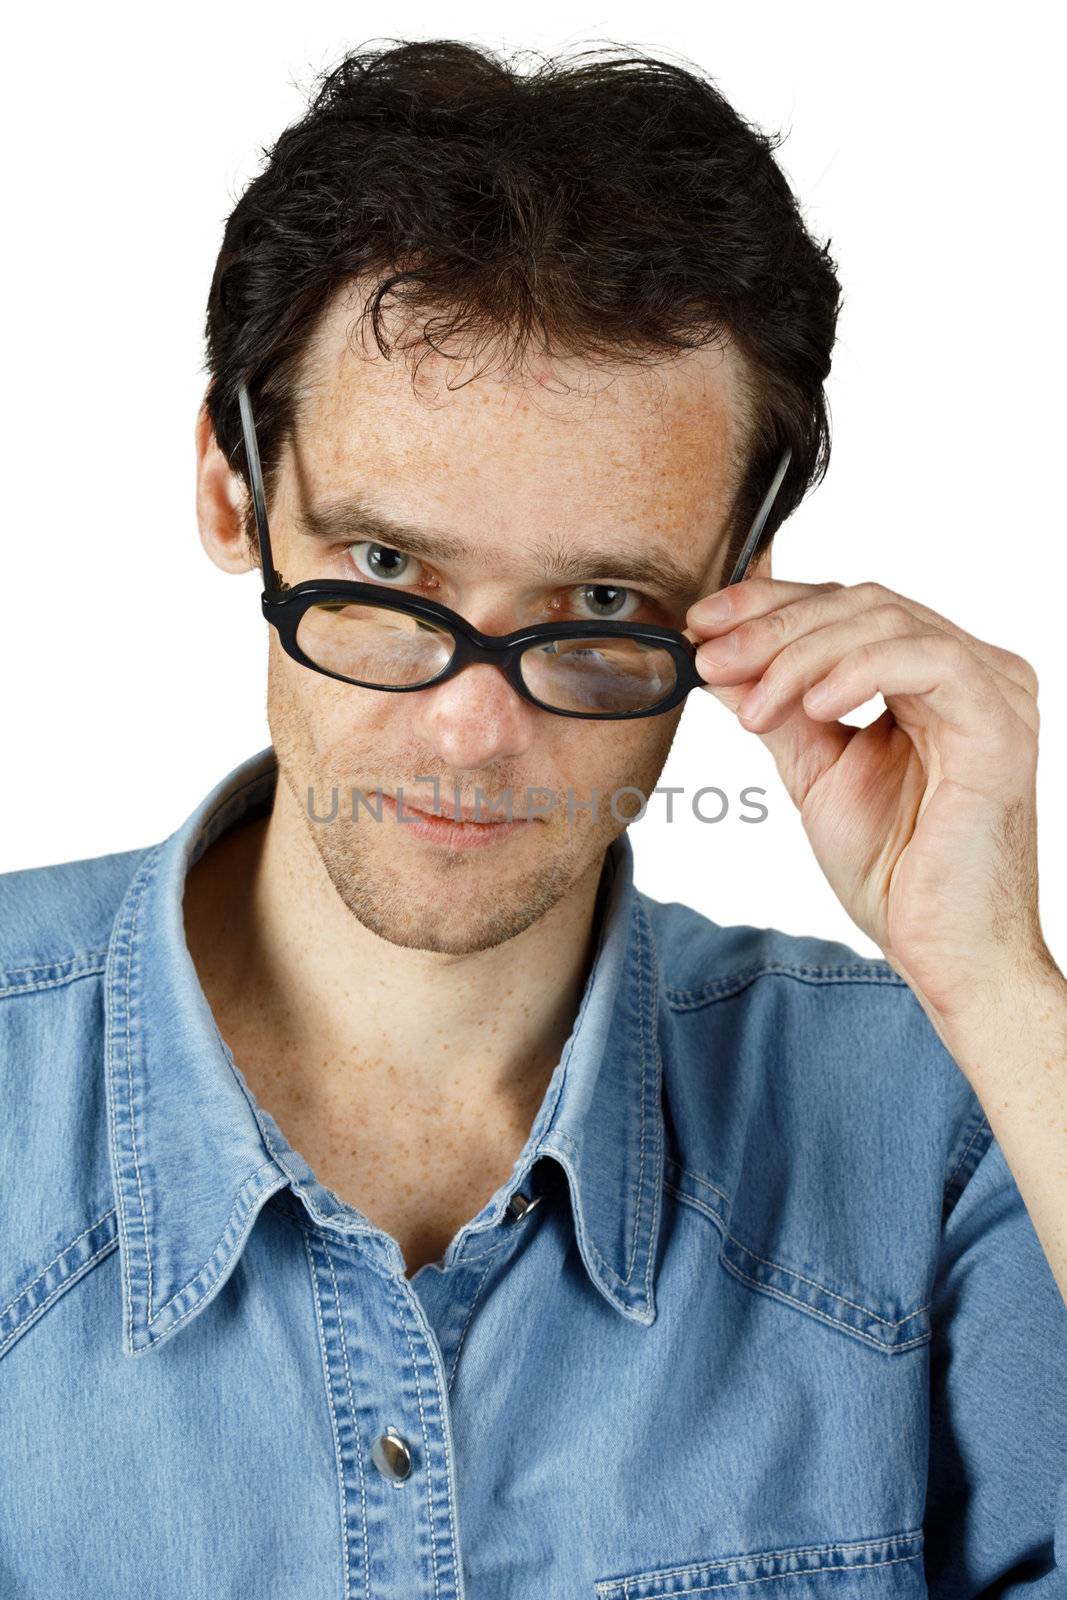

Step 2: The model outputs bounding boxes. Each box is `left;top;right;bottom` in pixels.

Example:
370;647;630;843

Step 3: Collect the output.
931;949;1067;1085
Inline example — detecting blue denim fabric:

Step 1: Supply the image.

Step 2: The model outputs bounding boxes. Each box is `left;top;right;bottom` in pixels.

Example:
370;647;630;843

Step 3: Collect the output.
1;743;1064;1598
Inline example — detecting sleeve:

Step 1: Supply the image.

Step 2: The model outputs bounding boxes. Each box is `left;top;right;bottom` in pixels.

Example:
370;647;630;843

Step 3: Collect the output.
923;1120;1067;1596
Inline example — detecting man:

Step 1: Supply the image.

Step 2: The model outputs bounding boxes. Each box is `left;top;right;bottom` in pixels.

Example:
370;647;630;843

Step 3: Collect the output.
1;38;1064;1599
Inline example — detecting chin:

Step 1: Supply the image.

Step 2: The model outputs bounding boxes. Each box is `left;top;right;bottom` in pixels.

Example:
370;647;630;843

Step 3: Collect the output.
314;827;586;954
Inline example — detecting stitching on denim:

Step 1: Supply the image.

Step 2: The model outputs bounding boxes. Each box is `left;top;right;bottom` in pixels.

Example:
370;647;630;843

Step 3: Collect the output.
146;1158;279;1325
595;897;654;1293
607;1529;922;1581
322;1238;369;1600
313;1222;401;1287
271;1203;403;1270
942;1112;992;1217
598;1529;921;1593
104;763;277;1347
382;1272;444;1600
717;1250;929;1353
0;953;108;979
614;1551;922;1596
626;902;649;1289
666;1164;928;1325
110;831;281;1333
594;1537;923;1596
123;850;158;1320
106;843;162;1353
0;1208;116;1319
555;1121;656;1318
538;862;626;1151
0;1233;119;1359
665;1182;928;1350
125;1166;282;1350
640;906;666;1316
553;1128;613;1281
522;882;662;1316
0;953;108;997
550;1133;630;1312
665;962;906;1011
105;906;132;1353
551;898;663;1318
670;1175;931;1330
272;1198;519;1282
303;1232;356;1600
664;1161;731;1212
634;900;663;1314
447;1253;497;1395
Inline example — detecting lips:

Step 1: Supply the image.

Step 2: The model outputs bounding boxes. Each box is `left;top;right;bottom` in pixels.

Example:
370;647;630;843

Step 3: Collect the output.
375;790;530;825
402;798;517;825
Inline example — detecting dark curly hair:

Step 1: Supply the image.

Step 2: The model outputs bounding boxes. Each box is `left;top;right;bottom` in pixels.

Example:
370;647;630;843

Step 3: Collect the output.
203;38;842;579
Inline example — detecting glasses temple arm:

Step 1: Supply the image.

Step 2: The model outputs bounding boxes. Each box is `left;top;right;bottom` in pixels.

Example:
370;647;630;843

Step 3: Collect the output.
724;445;794;588
237;383;281;593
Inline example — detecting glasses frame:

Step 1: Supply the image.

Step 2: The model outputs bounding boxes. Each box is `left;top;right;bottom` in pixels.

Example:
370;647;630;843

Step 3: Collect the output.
236;381;792;721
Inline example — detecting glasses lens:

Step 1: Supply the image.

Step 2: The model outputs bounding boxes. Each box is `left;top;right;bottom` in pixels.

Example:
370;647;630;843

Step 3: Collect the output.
295;600;455;688
521;635;678;714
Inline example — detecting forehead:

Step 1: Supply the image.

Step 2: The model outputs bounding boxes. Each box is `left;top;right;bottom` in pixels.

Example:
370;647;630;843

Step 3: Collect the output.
283;283;749;563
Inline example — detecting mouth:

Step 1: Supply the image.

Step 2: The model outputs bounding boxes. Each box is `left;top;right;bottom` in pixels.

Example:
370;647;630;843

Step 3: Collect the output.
375;791;539;850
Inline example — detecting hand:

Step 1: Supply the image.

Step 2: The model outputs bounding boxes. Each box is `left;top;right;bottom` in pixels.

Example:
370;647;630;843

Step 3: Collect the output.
684;573;1059;1034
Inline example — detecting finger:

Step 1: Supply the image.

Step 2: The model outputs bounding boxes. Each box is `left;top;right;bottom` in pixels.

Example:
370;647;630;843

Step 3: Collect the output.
687;577;1039;701
800;634;1037;788
697;603;918;723
684;577;842;644
696;604;1039;736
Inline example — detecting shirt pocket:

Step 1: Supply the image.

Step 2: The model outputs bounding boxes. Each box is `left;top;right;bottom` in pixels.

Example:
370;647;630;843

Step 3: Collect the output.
593;1528;926;1597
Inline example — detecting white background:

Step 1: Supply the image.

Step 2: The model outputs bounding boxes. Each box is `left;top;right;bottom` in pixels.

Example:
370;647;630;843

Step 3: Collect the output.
2;4;1063;963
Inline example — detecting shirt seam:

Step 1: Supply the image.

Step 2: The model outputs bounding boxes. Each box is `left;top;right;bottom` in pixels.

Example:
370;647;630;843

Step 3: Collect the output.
941;1111;994;1221
665;961;907;1009
665;1170;930;1322
663;1171;930;1352
0;1208;119;1361
0;951;109;998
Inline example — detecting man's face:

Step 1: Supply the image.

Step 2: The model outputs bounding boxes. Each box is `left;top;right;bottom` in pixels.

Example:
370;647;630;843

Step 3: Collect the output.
256;289;748;955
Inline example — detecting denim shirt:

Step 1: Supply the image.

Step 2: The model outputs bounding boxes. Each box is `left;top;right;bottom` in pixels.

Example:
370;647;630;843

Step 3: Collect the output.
1;743;1064;1599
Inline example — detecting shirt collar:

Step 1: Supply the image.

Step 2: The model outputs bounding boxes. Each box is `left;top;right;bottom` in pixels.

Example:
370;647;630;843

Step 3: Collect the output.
105;746;665;1357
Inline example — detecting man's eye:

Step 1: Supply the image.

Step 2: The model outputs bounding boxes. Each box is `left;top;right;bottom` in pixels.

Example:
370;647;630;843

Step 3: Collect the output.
572;584;641;622
339;549;646;621
345;542;421;584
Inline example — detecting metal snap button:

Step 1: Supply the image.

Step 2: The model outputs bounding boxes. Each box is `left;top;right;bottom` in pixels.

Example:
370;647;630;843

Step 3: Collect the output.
371;1427;413;1482
506;1189;543;1221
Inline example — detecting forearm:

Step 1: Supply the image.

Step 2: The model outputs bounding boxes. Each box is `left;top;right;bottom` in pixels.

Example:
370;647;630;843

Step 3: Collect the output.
934;963;1067;1309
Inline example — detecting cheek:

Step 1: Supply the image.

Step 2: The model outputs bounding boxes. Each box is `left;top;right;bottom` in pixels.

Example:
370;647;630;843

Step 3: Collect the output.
617;711;684;819
557;711;679;805
617;705;683;776
266;640;389;764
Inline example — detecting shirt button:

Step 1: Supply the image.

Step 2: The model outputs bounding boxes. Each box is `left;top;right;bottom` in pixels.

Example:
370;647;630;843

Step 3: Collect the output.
506;1189;542;1221
371;1428;413;1483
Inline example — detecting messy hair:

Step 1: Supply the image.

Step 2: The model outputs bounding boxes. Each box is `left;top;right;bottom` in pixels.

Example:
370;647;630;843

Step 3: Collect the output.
203;38;842;577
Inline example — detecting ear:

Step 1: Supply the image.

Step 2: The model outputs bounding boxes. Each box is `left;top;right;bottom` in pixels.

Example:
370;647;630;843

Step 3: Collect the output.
195;398;259;576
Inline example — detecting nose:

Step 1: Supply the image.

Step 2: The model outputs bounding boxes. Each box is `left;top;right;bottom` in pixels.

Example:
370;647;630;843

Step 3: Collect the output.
409;658;541;769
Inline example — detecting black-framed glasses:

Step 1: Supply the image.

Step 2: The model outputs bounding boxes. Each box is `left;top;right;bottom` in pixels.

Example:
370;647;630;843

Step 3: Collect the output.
236;382;792;721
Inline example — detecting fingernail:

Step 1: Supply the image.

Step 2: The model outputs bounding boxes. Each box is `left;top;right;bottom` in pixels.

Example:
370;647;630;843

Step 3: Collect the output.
698;633;739;665
691;593;733;625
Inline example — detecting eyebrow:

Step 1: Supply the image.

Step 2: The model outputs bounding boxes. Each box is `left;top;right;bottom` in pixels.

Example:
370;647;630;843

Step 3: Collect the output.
294;494;709;602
